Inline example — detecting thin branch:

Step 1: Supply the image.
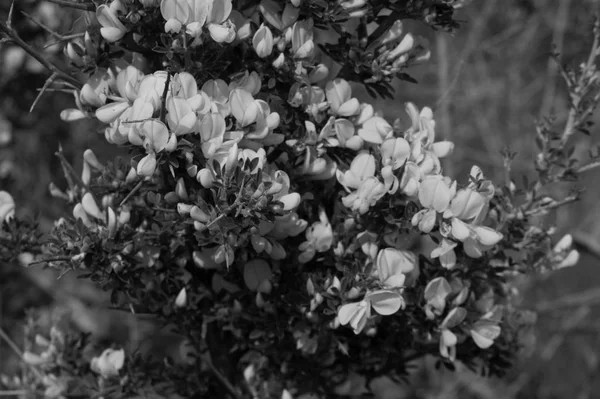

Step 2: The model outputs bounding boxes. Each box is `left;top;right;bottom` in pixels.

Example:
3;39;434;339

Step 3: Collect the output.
0;21;81;88
45;0;95;11
56;146;86;191
28;256;72;266
21;11;85;49
43;32;85;49
120;180;144;207
524;194;579;218
0;390;28;396
576;159;600;174
0;327;44;381
203;356;241;399
30;73;58;112
159;72;172;123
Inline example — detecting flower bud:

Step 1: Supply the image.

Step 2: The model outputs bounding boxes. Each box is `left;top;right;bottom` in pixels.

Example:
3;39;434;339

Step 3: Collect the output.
174;287;187;308
82;192;105;221
175;178;188;200
84;149;103;170
253;24;274;58
73;203;93;228
137;152;157;177
197;168;215;188
557;249;580;269
107;207;118;238
272;53;285;69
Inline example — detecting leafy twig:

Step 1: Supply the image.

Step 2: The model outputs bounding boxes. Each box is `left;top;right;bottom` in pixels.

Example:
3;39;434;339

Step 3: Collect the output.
560;17;600;146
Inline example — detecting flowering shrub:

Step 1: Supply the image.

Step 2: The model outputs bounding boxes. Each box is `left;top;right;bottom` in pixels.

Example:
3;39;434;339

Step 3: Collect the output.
1;0;599;398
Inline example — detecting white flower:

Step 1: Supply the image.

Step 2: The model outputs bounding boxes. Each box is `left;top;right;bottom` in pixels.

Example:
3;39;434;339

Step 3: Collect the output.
91;348;125;379
0;191;15;223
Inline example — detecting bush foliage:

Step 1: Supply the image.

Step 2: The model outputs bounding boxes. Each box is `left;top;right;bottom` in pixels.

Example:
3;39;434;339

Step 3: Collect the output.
1;0;599;398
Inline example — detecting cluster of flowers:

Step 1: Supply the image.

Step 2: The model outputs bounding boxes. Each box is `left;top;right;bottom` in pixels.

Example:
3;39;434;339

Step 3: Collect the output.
61;0;509;364
2;0;581;395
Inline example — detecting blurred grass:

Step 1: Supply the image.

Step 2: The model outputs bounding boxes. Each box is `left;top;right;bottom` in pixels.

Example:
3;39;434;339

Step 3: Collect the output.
378;0;600;398
1;0;600;397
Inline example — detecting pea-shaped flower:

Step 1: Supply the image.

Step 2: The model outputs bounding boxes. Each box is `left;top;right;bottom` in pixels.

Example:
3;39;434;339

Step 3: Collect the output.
291;20;315;59
438;307;467;362
138;119;170;153
470;320;501;349
184;0;210;37
424;277;452;320
418;175;455;213
318;117;359;149
431;141;454;159
298;207;333;263
381;137;410;169
341;177;387;214
115;66;144;103
253;24;274;58
160;0;189;33
0;191;15;223
358;116;393;144
336;151;376;189
206;0;235;43
399;162;421;196
90;348;125;379
376;248;418;288
228;71;262;96
325;78;360;117
80;68;114;108
199;113;226;158
338;290;404;334
446;188;486;221
166;97;198;135
96;3;127;42
137;72;168;111
230;88;260;127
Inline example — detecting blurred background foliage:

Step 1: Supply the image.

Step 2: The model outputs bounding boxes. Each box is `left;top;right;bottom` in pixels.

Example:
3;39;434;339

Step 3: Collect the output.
1;0;600;397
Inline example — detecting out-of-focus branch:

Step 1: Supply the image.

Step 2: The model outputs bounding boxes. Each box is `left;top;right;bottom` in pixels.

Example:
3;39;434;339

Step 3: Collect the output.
560;17;600;146
535;289;600;313
45;0;95;11
576;159;600;174
0;20;81;88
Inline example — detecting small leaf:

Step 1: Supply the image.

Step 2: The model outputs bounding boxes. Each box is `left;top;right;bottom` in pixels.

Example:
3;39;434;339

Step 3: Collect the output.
243;259;273;292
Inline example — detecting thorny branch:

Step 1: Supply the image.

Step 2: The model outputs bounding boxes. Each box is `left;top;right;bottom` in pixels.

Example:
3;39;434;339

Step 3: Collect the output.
45;0;95;12
0;20;81;88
